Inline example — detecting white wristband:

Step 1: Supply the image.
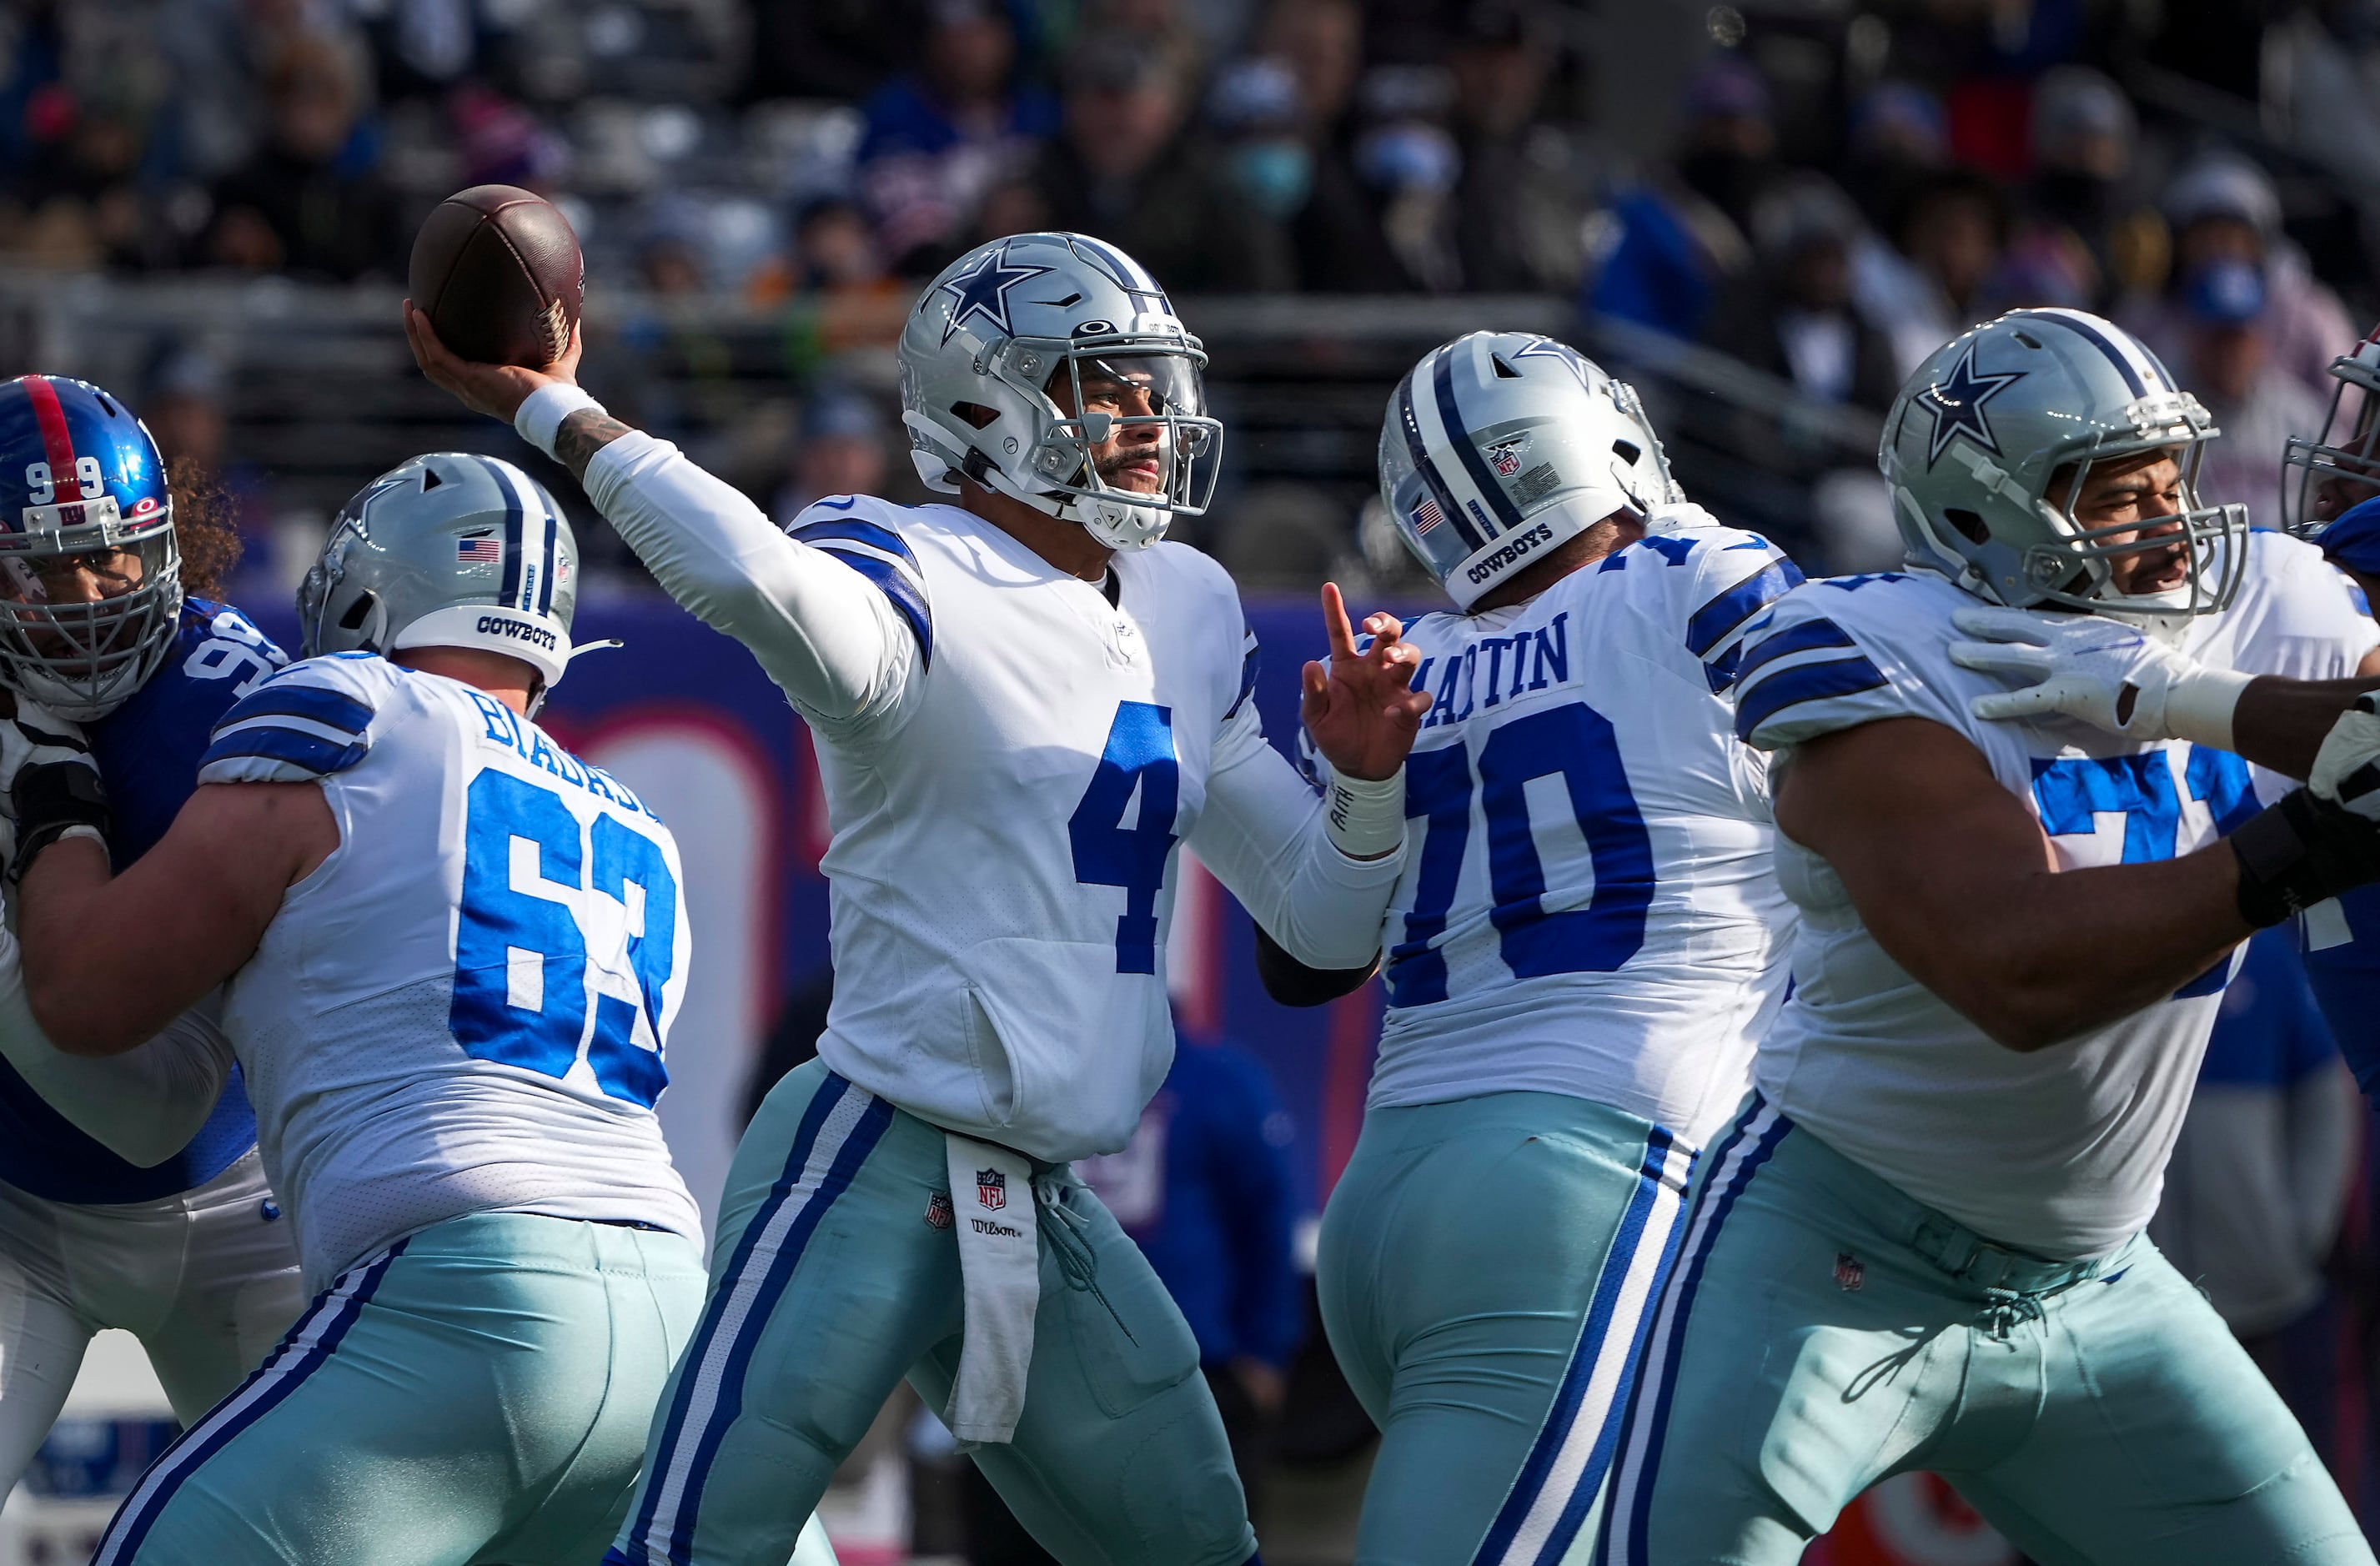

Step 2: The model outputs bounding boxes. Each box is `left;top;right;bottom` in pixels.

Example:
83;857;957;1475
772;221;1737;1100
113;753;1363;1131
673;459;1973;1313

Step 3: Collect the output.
1323;769;1404;861
514;383;605;460
2163;666;2256;751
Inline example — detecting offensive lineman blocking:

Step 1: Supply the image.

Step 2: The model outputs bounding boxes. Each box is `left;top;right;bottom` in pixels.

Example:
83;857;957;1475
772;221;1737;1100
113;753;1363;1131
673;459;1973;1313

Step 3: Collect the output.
409;230;1426;1564
15;455;713;1564
1301;333;1800;1565
1597;310;2380;1564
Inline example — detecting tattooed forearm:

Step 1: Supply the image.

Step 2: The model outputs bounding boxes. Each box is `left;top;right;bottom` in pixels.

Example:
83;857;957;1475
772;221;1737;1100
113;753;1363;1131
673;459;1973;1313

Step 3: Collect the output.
555;410;636;482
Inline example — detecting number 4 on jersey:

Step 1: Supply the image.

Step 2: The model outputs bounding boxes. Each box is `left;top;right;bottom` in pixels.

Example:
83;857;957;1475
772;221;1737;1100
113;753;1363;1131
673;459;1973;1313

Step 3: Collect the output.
1071;701;1181;974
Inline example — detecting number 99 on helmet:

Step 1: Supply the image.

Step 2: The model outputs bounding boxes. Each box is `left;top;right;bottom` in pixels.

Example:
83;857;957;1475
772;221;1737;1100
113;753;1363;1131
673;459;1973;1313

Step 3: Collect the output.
0;374;182;720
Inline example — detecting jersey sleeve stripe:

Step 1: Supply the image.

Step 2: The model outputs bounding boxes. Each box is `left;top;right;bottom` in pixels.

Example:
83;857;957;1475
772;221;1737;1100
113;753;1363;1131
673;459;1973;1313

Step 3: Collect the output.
810;547;933;669
791;518;918;565
198;724;370;778
1732;654;1890;741
1226;628;1262;720
1733;618;1858;684
216;682;374;738
1685;559;1805;658
211;711;366;751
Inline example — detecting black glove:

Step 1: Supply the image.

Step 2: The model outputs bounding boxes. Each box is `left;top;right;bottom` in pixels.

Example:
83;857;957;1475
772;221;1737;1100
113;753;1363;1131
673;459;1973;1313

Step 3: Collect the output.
8;714;108;881
2231;787;2380;927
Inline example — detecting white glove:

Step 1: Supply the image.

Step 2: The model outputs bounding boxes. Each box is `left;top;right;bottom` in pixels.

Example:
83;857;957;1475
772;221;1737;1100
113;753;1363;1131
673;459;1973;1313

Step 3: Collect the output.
2311;695;2380;824
1946;605;2253;747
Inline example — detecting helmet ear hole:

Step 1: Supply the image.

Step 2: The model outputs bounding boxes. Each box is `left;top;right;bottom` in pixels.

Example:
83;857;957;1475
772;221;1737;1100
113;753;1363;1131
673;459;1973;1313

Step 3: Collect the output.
1612;439;1641;464
951;401;1001;429
339;590;378;632
1944;507;1991;544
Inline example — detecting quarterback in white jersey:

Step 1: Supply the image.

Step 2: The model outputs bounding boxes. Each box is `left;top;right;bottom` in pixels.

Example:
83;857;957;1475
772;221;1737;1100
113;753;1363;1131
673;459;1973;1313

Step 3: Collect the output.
1290;333;1799;1566
1598;310;2380;1566
409;231;1424;1566
10;454;721;1566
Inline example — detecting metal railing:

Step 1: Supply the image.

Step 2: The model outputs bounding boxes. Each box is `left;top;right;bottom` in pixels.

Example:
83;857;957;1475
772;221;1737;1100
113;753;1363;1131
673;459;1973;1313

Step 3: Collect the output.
0;273;1883;568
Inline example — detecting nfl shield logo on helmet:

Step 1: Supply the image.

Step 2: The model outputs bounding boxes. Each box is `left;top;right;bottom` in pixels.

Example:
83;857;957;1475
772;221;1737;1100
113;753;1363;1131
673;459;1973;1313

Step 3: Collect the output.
977;1169;1007;1212
1489;439;1524;477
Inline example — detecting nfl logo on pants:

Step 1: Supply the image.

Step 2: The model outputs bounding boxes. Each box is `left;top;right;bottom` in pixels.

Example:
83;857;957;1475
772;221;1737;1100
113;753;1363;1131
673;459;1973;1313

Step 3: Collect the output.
977;1169;1007;1212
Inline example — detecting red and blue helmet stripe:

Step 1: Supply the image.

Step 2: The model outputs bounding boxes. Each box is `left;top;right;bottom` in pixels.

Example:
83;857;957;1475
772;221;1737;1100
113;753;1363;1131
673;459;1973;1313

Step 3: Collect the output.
0;375;172;537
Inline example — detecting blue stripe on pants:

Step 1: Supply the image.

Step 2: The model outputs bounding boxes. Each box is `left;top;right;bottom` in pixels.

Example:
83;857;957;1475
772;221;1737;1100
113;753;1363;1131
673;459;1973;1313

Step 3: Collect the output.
1594;1099;1791;1566
93;1238;410;1564
620;1073;894;1564
1473;1127;1697;1566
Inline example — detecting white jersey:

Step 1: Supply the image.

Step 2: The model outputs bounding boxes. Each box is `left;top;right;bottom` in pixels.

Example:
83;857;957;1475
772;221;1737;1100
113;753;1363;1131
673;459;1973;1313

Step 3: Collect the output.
766;495;1393;1162
1365;522;1798;1147
1735;540;2372;1260
199;655;700;1285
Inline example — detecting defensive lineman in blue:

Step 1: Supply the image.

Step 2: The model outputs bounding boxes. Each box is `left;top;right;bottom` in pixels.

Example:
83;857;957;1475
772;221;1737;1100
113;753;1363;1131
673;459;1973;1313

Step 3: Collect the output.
1598;309;2380;1564
0;374;304;1482
409;231;1428;1566
12;454;710;1564
1288;334;1800;1566
2270;323;2380;1081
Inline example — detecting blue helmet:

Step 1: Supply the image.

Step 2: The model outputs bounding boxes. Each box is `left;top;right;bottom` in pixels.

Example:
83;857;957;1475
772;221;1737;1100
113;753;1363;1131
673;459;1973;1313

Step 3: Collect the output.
0;375;182;718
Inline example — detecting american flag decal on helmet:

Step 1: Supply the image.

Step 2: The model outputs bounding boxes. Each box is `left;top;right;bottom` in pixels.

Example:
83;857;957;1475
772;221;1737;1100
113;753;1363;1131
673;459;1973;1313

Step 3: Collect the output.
456;537;502;564
1411;496;1446;535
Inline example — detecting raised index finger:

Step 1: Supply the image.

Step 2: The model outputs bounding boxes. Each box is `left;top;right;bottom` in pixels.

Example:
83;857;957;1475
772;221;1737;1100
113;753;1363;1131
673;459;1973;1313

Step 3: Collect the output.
1318;581;1358;661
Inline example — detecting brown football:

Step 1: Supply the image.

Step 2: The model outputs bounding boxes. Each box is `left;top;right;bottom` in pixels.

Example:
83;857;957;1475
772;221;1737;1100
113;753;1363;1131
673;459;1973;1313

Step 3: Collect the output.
408;185;583;368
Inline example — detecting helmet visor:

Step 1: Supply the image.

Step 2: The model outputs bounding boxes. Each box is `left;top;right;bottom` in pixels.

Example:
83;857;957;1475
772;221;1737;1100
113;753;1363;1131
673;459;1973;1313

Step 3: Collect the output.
2025;444;2245;616
1039;350;1223;514
2284;368;2380;537
0;529;182;709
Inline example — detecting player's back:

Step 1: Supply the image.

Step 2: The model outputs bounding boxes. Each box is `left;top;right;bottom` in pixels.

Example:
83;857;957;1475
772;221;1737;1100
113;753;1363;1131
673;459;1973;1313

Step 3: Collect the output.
790;494;1253;1163
203;653;698;1284
1368;522;1798;1147
1737;570;2264;1258
0;596;284;1205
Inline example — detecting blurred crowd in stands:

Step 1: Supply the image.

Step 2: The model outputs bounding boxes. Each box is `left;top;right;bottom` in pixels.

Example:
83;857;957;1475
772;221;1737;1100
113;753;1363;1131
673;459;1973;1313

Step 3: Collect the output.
4;0;2379;583
15;2;2380;1552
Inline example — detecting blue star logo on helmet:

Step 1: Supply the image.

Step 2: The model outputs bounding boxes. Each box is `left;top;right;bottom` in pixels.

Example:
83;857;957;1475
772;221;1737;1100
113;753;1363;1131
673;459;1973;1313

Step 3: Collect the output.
937;244;1055;346
1917;341;2025;468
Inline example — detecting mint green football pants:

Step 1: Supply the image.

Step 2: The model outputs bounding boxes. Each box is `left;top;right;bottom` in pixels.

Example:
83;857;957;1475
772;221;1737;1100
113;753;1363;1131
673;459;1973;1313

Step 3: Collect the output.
1318;1092;1695;1566
606;1060;1257;1566
88;1210;709;1566
1594;1096;2373;1566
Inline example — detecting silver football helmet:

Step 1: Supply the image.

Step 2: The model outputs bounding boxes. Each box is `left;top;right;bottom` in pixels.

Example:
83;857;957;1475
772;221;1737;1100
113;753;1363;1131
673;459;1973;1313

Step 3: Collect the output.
898;232;1222;551
299;453;580;701
1378;332;1680;610
2282;323;2380;539
1882;308;2244;618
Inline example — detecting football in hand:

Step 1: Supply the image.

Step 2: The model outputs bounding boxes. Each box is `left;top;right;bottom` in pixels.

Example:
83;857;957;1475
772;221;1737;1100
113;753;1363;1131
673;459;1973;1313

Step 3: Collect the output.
408;185;583;369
